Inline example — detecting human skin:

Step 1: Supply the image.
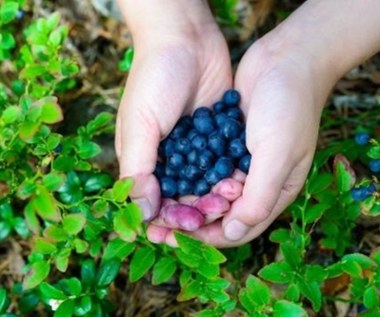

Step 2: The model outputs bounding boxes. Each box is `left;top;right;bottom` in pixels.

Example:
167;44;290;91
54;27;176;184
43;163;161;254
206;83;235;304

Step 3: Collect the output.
116;0;380;248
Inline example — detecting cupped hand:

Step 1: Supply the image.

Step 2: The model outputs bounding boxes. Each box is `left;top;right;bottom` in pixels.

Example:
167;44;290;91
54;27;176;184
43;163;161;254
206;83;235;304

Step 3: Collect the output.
115;11;232;222
152;33;337;247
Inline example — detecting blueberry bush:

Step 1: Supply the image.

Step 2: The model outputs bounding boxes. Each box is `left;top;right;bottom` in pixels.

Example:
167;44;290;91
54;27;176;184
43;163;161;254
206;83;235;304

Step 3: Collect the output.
1;1;380;316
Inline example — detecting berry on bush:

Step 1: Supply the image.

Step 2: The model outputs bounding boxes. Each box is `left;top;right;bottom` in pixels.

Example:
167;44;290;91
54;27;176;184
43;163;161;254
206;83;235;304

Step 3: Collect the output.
155;89;251;197
354;132;370;145
369;159;380;173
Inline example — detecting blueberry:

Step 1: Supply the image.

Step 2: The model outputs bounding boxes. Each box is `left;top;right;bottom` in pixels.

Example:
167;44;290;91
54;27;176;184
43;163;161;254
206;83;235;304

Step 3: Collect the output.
177;179;193;196
159;139;175;156
54;144;63;153
175;138;192;154
165;165;179;178
215;157;234;178
170;116;193;139
208;132;226;156
193;116;216;134
16;10;24;20
187;129;198;140
354;132;370;145
226;107;242;120
192;134;208;150
215;113;228;128
213;101;226;113
184;165;203;181
193;107;212;118
228;138;247;158
187;150;198;164
220;118;243;140
351;187;368;201
223;89;241;106
204;169;222;185
239;154;251;174
179;168;187;180
160;177;177;197
240;129;246;143
168;153;185;168
194;179;211;196
198;150;215;170
369;160;380;173
364;183;376;195
154;162;165;178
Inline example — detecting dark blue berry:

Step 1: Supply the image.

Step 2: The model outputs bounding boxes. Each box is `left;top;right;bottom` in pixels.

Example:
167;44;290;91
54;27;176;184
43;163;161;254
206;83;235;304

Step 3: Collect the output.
179;168;187;180
220;118;243;140
223;89;241;106
354;132;370;145
228;138;247;158
215;113;228;128
240;130;246;143
16;10;24;20
213;101;226;113
364;183;376;195
204;169;222;185
165;165;179;178
160;177;177;197
215;157;234;178
193;116;215;134
351;187;368;201
226;107;242;120
194;179;211;196
184;165;203;181
175;138;191;154
168;153;185;169
187;150;198;164
187;129;198;140
208;132;226;156
198;150;215;170
170;116;193;139
192;134;207;150
239;154;251;174
54;144;63;153
154;162;165;178
369;160;380;173
193;107;212;118
159;139;175;156
177;179;193;196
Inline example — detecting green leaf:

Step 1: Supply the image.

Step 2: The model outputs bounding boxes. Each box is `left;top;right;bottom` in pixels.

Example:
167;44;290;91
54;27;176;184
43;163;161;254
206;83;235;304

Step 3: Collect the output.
152;257;177;285
33;237;57;254
77;139;101;159
0;2;19;24
55;249;71;272
40;102;63;124
258;262;293;284
334;154;356;192
83;173;113;193
364;286;379;309
367;146;380;160
86;112;114;135
198;261;219;279
239;276;271;312
175;232;203;254
24;202;40;234
96;258;121;287
298;280;322;312
73;239;88;253
62;278;82;296
269;228;291;243
342;253;376;269
33;186;61;222
44;225;68;242
112;178;134;202
21;65;46;79
119;47;134;72
284;283;300;302
304;265;327;282
281;242;302;269
81;260;95;288
0;222;11;240
0;31;15;49
54;299;74;317
19;120;40;141
201;246;226;264
103;238;135;261
39;283;67;300
62;213;86;235
308;173;333;194
0;288;9;314
129;247;155;282
273;300;307;317
304;203;329;224
23;260;51;290
42;173;66;191
342;260;362;277
177;280;202;301
74;295;92;316
113;209;137;242
1;106;21;124
175;249;201;268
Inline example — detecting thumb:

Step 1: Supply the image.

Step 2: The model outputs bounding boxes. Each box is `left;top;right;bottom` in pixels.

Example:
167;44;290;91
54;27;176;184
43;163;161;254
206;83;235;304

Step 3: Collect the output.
222;146;293;241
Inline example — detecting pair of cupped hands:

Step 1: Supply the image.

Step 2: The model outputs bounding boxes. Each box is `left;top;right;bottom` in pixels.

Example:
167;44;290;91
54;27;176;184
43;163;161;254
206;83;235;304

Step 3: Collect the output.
115;7;330;248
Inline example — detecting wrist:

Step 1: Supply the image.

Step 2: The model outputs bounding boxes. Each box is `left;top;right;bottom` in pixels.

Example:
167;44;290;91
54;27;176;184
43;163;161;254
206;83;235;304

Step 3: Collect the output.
116;0;218;47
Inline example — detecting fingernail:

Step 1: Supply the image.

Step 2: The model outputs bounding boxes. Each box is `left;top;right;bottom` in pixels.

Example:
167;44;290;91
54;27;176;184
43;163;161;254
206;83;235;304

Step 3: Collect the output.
224;220;249;241
134;198;154;221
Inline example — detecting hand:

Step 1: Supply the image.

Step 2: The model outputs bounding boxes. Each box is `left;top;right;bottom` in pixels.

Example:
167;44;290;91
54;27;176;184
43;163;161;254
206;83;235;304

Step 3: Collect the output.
115;1;232;221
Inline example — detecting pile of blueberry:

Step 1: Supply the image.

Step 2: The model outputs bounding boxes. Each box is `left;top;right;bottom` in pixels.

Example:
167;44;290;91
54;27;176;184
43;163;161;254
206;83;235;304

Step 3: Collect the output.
352;132;378;201
154;89;251;198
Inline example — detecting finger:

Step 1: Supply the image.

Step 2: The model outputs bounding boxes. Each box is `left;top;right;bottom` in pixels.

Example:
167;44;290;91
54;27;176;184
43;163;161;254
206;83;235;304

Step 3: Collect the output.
193;193;230;223
146;224;170;244
211;177;243;202
222;145;293;241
